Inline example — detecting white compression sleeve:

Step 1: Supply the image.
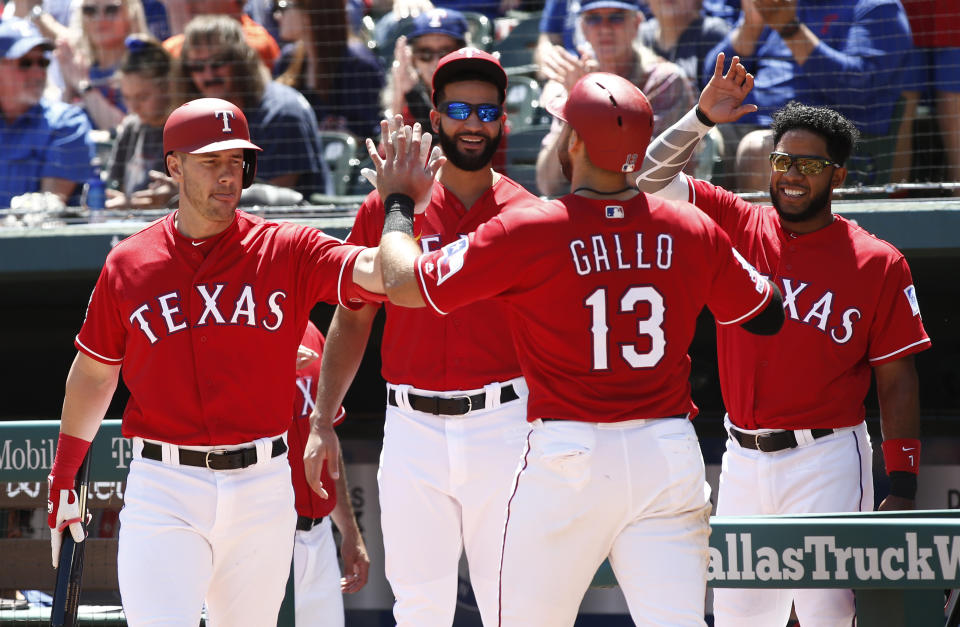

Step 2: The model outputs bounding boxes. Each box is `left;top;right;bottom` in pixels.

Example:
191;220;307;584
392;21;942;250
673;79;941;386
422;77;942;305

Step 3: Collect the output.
634;107;713;198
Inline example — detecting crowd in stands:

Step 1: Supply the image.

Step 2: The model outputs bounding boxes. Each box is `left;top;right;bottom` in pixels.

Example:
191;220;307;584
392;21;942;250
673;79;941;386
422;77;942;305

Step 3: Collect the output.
0;0;957;212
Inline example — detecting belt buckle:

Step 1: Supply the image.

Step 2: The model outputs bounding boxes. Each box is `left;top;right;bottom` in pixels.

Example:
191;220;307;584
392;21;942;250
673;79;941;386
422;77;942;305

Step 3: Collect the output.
205;449;228;469
453;394;473;415
753;433;775;453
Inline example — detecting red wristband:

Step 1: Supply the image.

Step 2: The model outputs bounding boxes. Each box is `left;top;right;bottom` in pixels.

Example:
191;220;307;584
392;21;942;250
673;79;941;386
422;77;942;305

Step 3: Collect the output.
881;438;921;474
49;433;92;489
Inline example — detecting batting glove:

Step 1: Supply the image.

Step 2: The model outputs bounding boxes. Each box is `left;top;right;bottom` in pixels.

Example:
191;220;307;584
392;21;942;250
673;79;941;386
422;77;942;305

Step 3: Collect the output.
48;475;85;568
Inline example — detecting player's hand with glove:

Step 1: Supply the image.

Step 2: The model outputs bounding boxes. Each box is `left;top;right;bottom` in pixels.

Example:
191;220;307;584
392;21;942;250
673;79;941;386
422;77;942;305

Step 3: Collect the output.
47;434;92;568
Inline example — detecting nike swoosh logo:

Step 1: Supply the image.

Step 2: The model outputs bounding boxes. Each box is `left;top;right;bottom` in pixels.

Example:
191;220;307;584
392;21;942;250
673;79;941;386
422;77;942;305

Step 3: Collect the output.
901;447;916;452
192;241;203;246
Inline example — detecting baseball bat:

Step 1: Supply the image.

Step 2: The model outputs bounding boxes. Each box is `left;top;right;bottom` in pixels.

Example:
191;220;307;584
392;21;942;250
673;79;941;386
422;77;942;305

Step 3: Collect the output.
50;449;92;627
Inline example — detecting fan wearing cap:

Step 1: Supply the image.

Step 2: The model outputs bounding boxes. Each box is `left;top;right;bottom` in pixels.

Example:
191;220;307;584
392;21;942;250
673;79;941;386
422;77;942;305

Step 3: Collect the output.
384;8;468;140
371;71;784;625
311;48;537;626
0;18;95;208
46;97;384;626
535;0;695;196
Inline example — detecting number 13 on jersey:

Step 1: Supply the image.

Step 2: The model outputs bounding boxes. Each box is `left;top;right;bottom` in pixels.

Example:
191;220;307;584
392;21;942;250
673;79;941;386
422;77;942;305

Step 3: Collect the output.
586;286;666;370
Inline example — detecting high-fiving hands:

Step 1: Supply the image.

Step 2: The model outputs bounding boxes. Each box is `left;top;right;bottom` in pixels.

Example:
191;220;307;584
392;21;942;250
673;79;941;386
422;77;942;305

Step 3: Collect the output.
364;115;445;214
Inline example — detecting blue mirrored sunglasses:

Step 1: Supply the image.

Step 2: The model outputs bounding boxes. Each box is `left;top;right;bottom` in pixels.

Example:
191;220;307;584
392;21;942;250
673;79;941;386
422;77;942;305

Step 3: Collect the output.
440;101;503;122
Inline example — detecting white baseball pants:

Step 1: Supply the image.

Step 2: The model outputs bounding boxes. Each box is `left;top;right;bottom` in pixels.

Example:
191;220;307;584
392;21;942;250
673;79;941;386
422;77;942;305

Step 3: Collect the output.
713;418;873;627
499;417;712;627
118;437;296;627
292;517;343;626
378;378;530;627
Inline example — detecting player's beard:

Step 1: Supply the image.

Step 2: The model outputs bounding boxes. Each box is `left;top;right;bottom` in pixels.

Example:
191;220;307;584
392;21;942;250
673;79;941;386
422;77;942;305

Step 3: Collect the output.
770;181;832;224
437;119;503;171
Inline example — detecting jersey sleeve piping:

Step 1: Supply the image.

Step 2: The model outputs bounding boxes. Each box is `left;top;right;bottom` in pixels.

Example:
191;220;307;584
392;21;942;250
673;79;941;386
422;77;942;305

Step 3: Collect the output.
415;254;449;316
75;336;123;364
868;337;932;364
332;406;346;427
336;246;365;308
715;281;773;326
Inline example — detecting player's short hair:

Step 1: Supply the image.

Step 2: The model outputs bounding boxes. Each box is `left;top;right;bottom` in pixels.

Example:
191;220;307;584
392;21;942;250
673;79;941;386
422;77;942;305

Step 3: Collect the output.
771;101;859;166
119;35;170;81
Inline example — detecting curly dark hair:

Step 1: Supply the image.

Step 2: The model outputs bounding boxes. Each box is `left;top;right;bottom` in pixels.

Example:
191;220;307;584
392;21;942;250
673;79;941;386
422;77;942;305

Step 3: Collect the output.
771;101;860;166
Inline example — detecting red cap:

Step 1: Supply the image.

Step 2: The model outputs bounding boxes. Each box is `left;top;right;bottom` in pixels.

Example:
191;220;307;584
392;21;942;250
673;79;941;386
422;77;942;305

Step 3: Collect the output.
163;98;261;157
431;47;507;106
546;72;653;173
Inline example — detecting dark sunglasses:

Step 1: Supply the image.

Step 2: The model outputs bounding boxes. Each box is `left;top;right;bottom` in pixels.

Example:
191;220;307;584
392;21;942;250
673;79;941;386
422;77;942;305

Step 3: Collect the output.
769;151;839;176
185;57;229;74
582;11;628;27
440;101;502;122
81;3;123;18
412;47;455;63
272;0;296;12
16;57;51;70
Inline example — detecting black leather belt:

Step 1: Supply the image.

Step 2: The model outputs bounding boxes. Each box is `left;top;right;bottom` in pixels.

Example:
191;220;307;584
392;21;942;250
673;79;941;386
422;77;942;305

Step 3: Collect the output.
296;515;326;531
728;426;834;453
140;438;287;470
387;384;520;416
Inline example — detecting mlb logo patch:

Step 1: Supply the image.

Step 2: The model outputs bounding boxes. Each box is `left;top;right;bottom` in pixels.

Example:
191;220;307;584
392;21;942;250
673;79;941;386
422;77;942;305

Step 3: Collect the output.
904;285;921;316
605;205;624;219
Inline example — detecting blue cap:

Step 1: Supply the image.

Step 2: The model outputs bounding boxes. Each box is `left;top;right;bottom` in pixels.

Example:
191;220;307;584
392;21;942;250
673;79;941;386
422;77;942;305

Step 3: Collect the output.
408;8;468;44
578;0;640;14
0;19;53;59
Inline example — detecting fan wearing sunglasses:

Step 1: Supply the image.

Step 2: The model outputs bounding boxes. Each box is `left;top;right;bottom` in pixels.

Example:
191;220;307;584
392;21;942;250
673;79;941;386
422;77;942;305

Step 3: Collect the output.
171;15;331;198
383;9;468;149
55;0;150;130
311;48;540;627
0;19;95;208
536;0;695;196
634;53;930;627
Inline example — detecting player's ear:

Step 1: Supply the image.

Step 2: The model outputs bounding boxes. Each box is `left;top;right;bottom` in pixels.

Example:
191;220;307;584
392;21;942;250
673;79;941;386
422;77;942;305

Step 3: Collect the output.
831;164;847;190
166;152;183;182
429;109;441;134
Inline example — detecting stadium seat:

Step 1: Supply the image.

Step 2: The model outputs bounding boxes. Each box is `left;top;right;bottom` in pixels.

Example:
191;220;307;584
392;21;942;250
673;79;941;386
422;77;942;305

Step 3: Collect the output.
505;76;550;131
504;124;550;196
462;11;493;51
319;130;361;197
372;13;417;69
494;13;541;74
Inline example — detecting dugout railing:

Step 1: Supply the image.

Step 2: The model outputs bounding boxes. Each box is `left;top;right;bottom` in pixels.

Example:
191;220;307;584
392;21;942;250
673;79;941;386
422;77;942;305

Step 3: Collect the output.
2;420;958;626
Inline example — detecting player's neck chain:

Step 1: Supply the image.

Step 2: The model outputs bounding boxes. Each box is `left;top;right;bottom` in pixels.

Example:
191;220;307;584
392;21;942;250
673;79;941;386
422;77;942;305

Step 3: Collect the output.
574;186;635;196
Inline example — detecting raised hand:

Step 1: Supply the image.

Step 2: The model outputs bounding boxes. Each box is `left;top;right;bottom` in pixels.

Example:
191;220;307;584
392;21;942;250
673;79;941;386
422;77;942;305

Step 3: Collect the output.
698;53;758;125
366;116;444;214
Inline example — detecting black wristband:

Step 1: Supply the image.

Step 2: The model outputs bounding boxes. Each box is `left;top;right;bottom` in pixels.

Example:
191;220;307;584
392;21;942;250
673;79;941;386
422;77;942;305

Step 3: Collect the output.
695;106;716;127
779;17;801;39
888;471;917;500
382;193;415;238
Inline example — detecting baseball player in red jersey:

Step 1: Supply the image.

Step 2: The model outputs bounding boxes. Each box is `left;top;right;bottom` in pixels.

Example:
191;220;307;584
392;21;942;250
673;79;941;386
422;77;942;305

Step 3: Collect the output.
287;321;369;625
45;98;382;626
369;72;785;626
306;49;537;626
634;54;932;626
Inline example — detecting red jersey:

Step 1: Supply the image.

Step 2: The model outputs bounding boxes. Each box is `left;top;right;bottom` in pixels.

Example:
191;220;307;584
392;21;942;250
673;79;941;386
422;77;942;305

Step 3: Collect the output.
75;210;366;445
684;178;931;430
287;321;345;518
413;193;773;423
348;175;538;390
